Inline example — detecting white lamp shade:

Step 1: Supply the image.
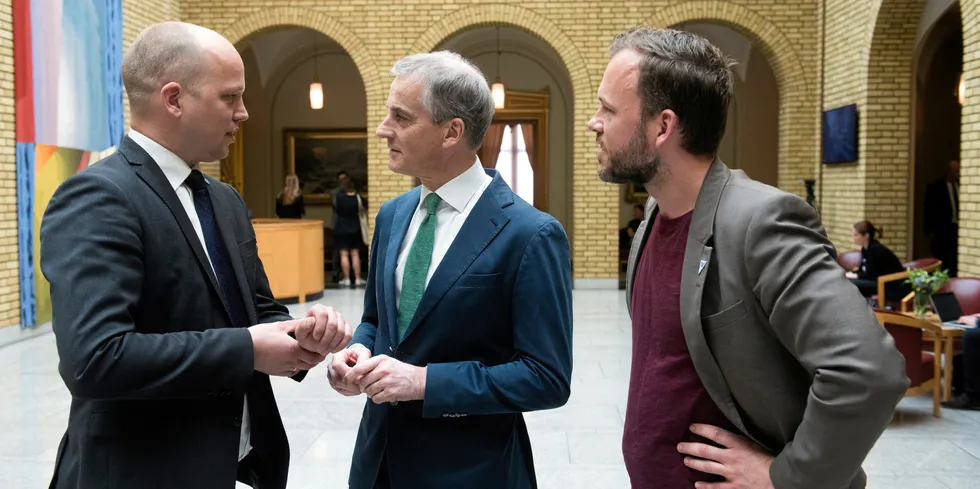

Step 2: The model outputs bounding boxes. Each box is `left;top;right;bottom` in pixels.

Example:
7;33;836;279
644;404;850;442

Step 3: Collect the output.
310;82;324;110
492;82;506;109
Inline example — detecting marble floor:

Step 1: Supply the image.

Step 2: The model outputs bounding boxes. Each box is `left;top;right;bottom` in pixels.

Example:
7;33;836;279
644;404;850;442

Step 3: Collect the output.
1;289;978;488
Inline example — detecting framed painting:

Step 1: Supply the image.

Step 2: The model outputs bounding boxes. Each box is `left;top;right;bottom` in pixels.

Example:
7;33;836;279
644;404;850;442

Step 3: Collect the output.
284;128;368;203
625;183;648;204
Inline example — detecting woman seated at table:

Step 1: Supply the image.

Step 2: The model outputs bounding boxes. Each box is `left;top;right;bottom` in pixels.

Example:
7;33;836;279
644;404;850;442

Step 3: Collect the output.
845;220;906;304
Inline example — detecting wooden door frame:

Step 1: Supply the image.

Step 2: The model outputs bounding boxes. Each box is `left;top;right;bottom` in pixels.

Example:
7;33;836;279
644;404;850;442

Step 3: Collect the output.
489;89;549;211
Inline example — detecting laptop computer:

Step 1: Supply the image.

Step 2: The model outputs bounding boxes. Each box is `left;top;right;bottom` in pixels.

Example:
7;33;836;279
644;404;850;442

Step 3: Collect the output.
930;292;975;328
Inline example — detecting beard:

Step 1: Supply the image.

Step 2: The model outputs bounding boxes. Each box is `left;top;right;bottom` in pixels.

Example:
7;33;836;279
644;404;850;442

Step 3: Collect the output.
597;122;661;187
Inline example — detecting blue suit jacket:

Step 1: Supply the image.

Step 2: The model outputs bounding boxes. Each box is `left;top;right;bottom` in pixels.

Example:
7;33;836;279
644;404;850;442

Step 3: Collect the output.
348;170;573;489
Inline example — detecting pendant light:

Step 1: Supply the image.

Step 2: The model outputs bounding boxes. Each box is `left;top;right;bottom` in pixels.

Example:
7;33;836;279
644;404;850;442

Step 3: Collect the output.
491;26;505;109
310;33;323;110
958;73;966;106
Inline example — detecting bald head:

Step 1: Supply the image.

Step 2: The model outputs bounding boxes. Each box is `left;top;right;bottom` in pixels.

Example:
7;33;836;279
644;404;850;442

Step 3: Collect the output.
122;21;236;116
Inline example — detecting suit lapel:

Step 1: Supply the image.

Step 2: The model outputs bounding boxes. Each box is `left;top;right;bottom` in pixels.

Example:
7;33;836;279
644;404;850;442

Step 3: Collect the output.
385;188;420;343
678;158;753;438
399;174;511;344
626;197;656;317
121;138;230;318
209;184;258;323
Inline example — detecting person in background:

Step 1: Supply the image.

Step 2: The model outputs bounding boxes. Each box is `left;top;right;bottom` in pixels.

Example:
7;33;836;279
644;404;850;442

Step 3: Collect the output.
332;171;350;283
275;173;305;219
332;177;366;288
845;220;906;304
924;159;959;276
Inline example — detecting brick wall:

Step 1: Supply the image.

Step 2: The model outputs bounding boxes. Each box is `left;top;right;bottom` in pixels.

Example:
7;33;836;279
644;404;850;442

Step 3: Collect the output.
960;0;980;276
0;0;17;326
180;0;820;281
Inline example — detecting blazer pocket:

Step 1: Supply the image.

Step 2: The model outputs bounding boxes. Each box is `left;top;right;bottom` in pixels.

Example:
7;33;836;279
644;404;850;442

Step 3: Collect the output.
702;300;747;331
455;272;501;288
238;237;257;259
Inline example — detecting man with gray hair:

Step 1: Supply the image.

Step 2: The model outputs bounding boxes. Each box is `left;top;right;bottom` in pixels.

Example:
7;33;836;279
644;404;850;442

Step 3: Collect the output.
327;51;574;489
41;21;351;489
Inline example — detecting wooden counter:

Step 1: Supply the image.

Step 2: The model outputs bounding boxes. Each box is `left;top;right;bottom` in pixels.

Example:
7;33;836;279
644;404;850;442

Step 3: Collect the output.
251;218;324;304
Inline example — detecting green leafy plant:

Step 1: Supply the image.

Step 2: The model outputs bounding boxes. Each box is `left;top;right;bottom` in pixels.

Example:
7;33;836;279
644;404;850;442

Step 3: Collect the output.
905;268;950;316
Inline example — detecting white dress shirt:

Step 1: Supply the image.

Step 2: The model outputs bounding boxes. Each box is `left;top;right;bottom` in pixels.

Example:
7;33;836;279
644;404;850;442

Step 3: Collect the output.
395;159;492;308
128;129;252;462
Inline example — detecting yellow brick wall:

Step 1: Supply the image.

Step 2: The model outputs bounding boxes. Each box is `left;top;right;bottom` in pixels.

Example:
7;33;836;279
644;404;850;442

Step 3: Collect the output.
960;0;980;276
0;0;17;326
181;0;820;281
820;0;872;254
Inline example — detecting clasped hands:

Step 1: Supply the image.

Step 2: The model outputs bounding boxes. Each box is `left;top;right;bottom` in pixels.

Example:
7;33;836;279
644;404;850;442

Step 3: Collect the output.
327;345;426;404
248;304;352;377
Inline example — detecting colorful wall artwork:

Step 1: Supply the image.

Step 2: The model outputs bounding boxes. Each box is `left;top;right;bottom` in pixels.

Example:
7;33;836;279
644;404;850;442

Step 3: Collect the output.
14;0;124;327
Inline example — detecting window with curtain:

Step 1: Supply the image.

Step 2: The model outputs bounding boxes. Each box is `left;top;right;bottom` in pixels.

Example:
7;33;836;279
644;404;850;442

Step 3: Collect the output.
494;124;534;204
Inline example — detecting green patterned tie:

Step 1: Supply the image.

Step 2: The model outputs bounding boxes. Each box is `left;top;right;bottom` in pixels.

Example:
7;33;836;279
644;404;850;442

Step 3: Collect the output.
398;192;442;341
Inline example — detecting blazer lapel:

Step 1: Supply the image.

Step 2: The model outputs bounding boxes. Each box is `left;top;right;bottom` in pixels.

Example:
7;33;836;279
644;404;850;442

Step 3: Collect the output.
399;173;511;344
626;197;656;317
209;184;258;324
385;188;420;343
678;158;755;439
121;138;230;318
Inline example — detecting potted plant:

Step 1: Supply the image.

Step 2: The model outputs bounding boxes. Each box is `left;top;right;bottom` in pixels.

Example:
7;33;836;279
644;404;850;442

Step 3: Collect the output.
905;267;950;316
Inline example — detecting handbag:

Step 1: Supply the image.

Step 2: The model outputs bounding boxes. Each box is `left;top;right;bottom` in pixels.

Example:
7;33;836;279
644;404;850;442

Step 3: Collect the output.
356;194;370;245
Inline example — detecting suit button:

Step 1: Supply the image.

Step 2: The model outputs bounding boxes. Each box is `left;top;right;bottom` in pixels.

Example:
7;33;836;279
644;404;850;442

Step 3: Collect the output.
390;401;399;406
442;413;449;418
233;416;242;427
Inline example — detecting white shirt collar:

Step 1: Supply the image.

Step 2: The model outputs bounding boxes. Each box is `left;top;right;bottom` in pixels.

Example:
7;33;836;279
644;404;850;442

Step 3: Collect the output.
128;129;199;190
420;158;487;212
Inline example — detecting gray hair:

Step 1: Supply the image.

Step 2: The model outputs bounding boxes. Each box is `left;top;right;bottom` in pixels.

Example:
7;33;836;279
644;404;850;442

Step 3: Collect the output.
392;51;495;150
122;22;208;115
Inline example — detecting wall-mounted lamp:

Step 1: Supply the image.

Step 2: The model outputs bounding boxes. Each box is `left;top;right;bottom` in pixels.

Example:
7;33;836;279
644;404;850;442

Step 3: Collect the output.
958;73;966;106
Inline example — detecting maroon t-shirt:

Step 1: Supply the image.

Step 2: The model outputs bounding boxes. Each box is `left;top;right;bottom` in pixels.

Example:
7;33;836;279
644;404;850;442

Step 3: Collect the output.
623;211;735;487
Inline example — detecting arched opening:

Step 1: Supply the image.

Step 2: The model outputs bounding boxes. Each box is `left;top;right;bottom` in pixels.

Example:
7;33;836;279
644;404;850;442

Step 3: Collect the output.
676;22;780;189
912;1;963;275
434;25;576;242
233;26;368;282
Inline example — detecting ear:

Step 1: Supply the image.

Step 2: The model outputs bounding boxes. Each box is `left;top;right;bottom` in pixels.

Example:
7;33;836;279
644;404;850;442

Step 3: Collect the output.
161;82;184;117
441;118;466;149
650;109;679;150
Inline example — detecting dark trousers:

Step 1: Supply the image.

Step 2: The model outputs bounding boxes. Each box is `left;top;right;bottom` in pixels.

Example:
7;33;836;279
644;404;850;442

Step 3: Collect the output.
373;452;391;489
962;328;980;400
931;224;958;277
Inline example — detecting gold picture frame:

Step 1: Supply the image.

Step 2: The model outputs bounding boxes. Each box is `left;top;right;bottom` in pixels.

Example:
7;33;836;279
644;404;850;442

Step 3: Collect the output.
625;183;648;204
284;128;368;204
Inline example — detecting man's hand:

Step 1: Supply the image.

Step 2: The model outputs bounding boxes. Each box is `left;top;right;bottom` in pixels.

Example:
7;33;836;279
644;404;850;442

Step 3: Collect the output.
328;344;372;396
344;355;426;404
295;305;352;355
676;424;775;489
249;317;326;377
845;271;858;279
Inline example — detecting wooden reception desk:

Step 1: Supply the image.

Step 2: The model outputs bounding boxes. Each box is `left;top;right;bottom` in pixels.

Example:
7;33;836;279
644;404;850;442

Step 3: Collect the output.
251;218;324;304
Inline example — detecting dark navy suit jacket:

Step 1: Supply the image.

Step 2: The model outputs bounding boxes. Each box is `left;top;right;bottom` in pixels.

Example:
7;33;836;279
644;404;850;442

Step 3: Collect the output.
347;170;573;489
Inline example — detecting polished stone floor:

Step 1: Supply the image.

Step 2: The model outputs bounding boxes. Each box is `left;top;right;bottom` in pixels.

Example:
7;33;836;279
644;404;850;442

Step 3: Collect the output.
1;289;978;488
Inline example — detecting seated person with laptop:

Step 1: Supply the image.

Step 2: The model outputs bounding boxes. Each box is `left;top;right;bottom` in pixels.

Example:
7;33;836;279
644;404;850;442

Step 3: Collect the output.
931;292;980;411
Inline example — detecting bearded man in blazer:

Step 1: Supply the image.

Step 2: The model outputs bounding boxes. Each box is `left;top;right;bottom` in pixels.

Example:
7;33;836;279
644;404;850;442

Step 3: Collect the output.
589;27;909;489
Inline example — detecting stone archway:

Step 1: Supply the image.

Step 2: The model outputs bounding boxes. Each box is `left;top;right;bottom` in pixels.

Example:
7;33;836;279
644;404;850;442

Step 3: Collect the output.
645;1;815;196
217;6;386;228
410;5;611;284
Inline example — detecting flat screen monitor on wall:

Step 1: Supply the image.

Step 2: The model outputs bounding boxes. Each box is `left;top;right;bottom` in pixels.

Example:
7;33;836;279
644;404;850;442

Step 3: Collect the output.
822;103;858;164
